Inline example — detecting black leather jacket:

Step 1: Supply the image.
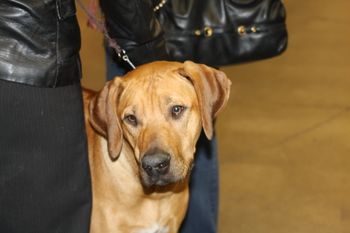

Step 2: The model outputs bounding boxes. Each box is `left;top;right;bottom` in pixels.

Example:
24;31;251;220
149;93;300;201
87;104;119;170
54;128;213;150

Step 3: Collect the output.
0;0;168;87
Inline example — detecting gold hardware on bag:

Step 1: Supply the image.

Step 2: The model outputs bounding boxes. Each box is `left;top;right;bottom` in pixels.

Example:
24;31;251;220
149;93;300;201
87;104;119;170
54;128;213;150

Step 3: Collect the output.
194;27;213;37
194;29;202;36
204;27;213;37
251;26;257;33
237;25;246;35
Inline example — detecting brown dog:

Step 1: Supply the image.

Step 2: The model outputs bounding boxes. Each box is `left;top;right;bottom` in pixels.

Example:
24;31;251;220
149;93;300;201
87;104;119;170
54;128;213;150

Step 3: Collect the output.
83;61;231;233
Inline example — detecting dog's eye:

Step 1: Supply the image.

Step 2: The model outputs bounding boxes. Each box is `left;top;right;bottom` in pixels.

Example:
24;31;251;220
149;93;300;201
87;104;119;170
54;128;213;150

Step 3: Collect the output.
171;105;186;119
124;114;138;126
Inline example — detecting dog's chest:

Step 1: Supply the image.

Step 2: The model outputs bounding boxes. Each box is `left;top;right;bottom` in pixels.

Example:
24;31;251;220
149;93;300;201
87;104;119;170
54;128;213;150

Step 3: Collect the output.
135;224;169;233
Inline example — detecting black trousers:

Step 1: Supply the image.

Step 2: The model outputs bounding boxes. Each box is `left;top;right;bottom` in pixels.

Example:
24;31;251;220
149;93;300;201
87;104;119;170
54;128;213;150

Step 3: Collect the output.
0;80;92;233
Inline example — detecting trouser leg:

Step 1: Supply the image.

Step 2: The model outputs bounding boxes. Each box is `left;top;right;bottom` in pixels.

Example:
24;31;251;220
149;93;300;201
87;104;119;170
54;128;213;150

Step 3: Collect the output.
179;132;219;233
0;80;92;233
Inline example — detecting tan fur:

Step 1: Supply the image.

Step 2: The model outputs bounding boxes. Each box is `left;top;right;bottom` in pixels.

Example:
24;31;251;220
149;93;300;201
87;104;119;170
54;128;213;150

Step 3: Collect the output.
83;61;231;233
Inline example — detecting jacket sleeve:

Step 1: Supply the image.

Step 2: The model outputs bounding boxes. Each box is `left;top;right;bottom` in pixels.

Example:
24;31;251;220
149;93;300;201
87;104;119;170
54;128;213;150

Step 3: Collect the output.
99;0;169;66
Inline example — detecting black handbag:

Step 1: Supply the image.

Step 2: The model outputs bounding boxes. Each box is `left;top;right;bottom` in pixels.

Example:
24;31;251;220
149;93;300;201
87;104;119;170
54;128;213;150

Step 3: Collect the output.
154;0;288;67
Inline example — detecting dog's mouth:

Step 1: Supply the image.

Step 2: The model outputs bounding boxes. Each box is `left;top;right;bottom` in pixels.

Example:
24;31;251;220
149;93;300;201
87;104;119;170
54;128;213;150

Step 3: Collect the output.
140;169;179;188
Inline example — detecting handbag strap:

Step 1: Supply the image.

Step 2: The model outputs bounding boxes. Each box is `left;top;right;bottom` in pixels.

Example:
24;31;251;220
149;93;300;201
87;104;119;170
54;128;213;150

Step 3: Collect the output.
76;0;136;69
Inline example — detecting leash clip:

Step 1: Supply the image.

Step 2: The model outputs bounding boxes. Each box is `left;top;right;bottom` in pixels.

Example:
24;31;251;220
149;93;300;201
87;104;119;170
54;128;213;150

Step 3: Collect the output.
118;50;136;70
76;0;137;70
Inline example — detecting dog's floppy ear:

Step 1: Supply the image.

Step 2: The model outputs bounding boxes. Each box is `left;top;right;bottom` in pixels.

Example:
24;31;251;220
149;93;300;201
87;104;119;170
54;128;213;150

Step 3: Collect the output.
179;61;231;140
89;79;123;160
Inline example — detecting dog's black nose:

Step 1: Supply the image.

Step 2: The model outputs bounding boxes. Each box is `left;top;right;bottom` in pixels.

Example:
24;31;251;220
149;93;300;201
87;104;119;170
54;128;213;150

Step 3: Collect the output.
141;153;171;177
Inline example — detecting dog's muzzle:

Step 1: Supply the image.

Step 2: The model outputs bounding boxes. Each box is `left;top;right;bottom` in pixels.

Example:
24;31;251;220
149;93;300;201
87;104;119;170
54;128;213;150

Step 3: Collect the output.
140;150;173;187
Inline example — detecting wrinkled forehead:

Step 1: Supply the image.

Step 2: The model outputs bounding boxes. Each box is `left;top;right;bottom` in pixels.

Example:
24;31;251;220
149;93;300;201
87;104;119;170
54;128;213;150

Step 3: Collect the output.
118;69;197;107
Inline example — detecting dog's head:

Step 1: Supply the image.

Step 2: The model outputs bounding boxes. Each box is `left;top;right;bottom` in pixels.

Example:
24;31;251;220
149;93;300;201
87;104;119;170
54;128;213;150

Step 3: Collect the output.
89;61;231;187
